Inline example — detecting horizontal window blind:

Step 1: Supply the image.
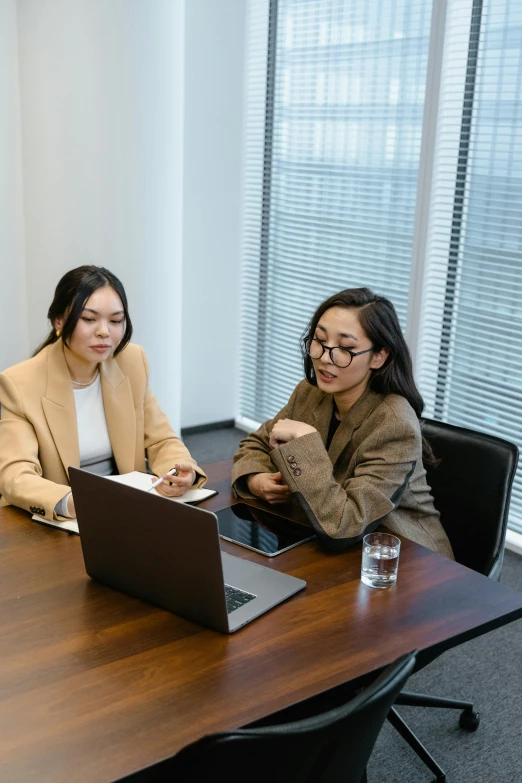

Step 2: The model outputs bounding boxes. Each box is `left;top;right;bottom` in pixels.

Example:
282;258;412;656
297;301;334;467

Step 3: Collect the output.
417;0;522;532
240;0;433;424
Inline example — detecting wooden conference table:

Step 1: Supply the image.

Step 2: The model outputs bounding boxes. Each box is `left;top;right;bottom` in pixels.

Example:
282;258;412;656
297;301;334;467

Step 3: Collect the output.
1;460;522;782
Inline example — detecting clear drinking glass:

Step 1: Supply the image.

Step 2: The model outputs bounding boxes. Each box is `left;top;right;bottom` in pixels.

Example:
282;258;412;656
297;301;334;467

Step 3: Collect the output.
361;532;401;588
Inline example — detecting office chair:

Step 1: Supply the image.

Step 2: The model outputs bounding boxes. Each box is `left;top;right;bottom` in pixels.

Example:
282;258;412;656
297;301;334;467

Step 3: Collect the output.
388;418;519;782
118;652;416;783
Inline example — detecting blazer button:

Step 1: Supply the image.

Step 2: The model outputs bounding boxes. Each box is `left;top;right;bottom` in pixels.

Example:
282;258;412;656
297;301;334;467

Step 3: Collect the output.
293;468;301;477
30;506;35;512
287;456;296;463
289;461;298;468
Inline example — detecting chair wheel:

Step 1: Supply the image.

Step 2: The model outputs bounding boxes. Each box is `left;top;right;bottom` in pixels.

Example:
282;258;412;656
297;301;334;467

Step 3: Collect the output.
459;709;480;731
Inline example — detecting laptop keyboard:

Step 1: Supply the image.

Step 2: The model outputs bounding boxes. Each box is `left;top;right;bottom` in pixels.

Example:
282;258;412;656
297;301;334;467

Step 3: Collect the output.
225;584;256;614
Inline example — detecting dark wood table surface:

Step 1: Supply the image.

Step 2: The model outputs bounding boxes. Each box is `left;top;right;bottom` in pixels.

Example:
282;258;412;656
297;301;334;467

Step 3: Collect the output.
1;459;522;782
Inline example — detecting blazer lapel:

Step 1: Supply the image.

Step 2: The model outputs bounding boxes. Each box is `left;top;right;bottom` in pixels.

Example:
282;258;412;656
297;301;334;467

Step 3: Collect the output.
41;340;80;477
309;392;335;445
328;387;384;466
101;357;136;475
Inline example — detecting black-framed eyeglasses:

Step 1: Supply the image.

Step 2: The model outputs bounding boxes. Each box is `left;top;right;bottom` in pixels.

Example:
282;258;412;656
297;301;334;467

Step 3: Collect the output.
303;337;374;368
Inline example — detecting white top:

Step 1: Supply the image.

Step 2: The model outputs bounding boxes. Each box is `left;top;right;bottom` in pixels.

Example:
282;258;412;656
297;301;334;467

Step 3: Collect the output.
55;374;115;518
73;374;114;474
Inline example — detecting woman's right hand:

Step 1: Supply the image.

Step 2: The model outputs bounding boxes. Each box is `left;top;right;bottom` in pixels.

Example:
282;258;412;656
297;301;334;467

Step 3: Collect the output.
246;472;292;504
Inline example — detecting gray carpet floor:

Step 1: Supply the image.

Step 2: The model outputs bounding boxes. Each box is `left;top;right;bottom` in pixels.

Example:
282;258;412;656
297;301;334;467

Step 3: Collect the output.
182;426;247;465
183;426;522;783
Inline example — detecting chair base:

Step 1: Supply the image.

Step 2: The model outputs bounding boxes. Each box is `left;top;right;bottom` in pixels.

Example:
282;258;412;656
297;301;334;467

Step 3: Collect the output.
396;690;480;730
397;690;468;709
388;691;481;781
388;707;446;782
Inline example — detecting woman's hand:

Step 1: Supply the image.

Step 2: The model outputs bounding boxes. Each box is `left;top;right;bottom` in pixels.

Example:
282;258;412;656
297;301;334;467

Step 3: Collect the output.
247;472;292;504
154;463;196;498
269;419;317;449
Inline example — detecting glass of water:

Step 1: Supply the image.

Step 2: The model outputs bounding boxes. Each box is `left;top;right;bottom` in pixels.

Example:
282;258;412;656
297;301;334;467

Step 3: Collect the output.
361;532;401;588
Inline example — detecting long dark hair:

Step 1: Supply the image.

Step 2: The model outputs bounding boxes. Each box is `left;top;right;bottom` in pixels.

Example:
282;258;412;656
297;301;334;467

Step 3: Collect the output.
33;266;133;357
302;287;437;465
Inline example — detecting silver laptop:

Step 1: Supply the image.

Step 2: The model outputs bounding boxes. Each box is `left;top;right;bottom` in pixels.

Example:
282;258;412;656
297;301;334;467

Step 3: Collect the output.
69;468;306;633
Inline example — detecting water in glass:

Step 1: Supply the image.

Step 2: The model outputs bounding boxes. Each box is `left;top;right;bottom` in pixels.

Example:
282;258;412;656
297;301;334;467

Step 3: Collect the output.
361;537;400;588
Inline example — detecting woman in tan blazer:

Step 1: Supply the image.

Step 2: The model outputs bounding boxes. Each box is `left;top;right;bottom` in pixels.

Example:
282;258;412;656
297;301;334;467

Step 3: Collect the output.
232;288;453;559
0;266;205;521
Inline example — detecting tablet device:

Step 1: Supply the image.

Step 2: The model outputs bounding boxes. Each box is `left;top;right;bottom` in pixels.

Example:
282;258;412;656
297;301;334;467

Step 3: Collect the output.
216;503;316;557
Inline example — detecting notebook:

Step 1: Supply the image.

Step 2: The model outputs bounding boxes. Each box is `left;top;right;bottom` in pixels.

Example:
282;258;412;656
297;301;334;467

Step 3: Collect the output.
31;471;218;535
69;467;306;633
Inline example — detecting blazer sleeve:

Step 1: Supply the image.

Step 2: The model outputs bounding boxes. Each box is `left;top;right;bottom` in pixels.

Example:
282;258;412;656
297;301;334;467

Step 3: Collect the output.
231;383;303;498
0;372;71;520
270;408;419;550
139;348;206;487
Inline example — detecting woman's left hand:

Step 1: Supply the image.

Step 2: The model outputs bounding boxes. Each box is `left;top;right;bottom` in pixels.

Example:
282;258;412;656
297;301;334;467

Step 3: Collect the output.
154;463;196;498
269;419;317;449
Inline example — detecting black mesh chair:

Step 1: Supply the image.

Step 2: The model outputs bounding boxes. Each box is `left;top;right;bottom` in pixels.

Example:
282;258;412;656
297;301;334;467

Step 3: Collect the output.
388;419;519;782
117;652;416;783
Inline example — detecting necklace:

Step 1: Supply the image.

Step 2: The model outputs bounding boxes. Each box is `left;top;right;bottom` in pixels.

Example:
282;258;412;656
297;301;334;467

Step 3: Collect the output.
71;368;99;387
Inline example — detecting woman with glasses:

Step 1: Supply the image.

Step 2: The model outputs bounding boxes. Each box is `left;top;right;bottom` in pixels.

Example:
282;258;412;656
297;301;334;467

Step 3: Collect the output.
0;266;206;521
232;288;453;557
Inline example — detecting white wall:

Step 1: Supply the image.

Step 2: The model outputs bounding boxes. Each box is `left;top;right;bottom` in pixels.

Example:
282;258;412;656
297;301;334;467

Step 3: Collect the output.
4;0;246;431
181;0;245;428
17;0;185;430
0;0;29;370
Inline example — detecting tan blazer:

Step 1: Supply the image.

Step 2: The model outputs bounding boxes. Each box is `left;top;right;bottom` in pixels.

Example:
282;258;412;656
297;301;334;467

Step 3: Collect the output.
232;380;454;559
0;340;206;521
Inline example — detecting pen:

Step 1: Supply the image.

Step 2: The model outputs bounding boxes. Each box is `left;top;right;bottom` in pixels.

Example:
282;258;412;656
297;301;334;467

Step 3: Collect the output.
147;467;178;492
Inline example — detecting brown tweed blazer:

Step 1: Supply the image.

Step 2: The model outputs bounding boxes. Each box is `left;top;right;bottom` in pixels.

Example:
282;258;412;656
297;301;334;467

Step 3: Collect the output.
0;340;206;521
232;380;454;559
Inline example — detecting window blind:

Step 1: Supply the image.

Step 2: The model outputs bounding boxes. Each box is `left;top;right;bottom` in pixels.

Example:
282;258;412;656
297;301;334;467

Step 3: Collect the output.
239;0;433;425
417;0;522;532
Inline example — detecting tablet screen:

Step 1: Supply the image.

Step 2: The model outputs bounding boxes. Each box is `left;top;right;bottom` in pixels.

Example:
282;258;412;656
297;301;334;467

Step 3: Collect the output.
216;503;315;556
